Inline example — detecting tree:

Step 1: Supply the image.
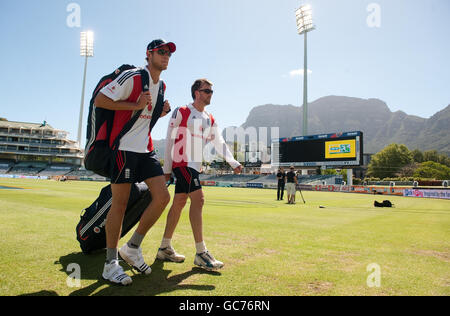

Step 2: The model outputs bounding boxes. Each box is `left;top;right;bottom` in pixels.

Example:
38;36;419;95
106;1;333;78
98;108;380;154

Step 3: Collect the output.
423;150;440;163
411;148;450;168
367;144;413;179
438;154;450;168
397;162;419;178
413;161;450;180
339;169;348;183
321;168;338;175
421;150;450;168
411;149;424;163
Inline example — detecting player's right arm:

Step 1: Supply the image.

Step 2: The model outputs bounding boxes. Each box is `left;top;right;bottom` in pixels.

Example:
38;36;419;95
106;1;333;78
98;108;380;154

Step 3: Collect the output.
95;91;150;111
94;71;151;111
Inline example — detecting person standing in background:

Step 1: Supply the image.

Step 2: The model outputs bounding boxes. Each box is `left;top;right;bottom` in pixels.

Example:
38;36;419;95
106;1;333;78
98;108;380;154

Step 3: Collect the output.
276;168;286;200
285;166;298;204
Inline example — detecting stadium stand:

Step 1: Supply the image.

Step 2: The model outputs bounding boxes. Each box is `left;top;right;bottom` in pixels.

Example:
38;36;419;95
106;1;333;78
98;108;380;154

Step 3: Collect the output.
200;174;341;184
248;174;277;183
200;174;260;183
199;174;217;181
8;161;47;176
0;118;83;177
0;119;345;185
0;159;14;174
291;174;340;185
66;167;96;177
199;173;340;185
38;164;74;176
66;167;108;181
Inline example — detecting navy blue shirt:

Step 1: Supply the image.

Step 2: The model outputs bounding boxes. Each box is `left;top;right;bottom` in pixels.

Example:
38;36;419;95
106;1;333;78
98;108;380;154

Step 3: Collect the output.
286;171;297;183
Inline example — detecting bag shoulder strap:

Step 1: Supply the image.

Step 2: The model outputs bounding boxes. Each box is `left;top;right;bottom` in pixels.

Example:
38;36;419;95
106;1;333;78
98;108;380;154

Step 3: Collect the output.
149;80;165;131
111;68;150;149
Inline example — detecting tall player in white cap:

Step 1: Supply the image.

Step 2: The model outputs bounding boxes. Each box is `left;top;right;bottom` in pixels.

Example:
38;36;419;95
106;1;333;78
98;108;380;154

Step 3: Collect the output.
95;39;175;285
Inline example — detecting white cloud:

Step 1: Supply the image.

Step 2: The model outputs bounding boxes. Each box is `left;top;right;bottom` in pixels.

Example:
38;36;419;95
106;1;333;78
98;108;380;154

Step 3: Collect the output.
289;68;312;77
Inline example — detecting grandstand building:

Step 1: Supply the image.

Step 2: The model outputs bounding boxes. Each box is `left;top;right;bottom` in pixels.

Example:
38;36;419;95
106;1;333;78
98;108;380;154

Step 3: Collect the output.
0;118;84;176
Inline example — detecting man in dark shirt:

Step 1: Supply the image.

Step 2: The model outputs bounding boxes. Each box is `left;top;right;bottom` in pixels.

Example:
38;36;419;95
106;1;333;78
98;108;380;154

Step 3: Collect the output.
276;168;286;200
286;166;298;204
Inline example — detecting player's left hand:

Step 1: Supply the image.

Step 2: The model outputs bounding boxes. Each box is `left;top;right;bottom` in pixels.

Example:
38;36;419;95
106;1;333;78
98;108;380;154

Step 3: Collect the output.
160;100;171;117
233;165;242;174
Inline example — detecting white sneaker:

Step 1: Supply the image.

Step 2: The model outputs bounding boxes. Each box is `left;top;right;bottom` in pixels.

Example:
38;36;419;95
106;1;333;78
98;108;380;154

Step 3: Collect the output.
156;246;186;263
119;244;152;275
194;251;224;271
102;260;132;285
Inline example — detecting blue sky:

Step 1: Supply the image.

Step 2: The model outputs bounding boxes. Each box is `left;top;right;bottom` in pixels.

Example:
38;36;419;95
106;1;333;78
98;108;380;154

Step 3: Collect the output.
1;0;449;146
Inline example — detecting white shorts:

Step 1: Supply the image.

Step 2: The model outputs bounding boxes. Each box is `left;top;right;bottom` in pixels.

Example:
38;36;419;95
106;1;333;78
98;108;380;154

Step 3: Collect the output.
286;183;296;195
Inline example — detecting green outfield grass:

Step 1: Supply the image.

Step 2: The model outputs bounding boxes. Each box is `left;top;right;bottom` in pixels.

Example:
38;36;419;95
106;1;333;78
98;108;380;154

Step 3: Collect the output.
0;178;448;296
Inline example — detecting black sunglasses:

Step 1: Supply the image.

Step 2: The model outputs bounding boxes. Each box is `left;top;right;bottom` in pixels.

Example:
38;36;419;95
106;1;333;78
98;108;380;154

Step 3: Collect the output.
199;89;214;94
154;49;172;57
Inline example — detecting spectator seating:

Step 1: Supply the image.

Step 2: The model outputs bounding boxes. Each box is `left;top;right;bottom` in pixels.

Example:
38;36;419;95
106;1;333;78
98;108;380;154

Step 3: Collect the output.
39;164;74;176
9;162;47;176
0;160;14;174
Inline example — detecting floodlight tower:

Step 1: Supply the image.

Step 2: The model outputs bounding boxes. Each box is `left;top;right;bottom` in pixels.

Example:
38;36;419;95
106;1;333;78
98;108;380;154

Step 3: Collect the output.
295;5;315;136
77;30;94;148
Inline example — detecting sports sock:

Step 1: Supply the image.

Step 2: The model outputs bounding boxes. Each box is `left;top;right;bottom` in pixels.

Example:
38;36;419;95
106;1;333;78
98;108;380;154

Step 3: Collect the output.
195;241;207;254
106;248;118;263
127;231;145;249
160;237;172;249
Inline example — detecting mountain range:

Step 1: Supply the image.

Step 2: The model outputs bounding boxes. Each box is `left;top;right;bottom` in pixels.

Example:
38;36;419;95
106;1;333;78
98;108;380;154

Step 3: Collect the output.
239;96;450;155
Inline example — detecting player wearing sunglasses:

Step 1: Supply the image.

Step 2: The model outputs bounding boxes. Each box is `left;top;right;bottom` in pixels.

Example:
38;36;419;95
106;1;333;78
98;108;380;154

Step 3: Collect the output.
95;39;175;285
159;79;242;270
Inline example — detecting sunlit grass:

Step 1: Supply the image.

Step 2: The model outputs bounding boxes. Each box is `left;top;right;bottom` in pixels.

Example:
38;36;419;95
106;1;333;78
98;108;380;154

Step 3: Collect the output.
0;178;448;296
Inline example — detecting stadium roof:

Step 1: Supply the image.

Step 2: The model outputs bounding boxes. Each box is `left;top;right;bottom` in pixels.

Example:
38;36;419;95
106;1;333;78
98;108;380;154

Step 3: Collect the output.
0;118;62;131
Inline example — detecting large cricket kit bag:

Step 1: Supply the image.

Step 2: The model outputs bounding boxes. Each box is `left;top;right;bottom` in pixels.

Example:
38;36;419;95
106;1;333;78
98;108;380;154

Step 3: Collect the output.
84;65;166;178
76;182;151;254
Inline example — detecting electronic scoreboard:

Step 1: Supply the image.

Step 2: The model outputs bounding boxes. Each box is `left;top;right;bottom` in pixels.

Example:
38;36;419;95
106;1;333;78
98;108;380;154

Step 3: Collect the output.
271;131;363;167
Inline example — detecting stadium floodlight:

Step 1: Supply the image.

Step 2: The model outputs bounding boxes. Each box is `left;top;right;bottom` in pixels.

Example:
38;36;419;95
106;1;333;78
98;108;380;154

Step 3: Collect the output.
295;5;315;35
295;4;315;136
80;30;94;57
77;31;94;149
